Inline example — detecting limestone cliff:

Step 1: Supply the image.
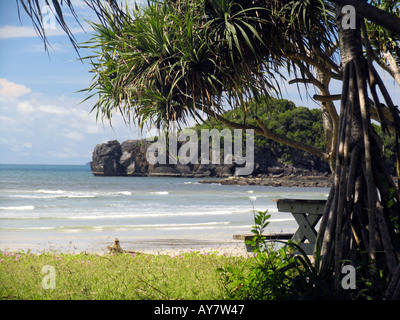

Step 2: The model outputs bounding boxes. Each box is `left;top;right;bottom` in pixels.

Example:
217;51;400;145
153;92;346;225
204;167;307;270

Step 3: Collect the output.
90;139;331;178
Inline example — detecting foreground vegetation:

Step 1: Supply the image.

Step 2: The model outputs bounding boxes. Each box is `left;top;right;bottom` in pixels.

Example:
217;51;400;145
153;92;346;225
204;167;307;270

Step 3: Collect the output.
0;246;389;300
0;209;392;301
0;246;380;300
0;250;240;300
2;213;390;300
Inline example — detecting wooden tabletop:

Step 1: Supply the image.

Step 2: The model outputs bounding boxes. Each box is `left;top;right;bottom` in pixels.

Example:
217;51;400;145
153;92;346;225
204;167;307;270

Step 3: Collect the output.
274;199;327;215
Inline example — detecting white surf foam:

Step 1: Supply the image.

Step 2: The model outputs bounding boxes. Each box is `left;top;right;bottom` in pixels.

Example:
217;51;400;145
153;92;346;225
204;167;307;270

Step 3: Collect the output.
0;205;35;211
150;191;169;195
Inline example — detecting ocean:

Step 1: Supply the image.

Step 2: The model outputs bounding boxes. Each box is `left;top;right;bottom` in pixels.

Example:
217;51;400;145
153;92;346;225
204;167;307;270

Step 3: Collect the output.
0;164;329;252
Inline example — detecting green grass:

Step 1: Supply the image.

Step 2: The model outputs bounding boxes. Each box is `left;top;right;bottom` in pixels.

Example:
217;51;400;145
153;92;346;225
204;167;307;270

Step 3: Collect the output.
0;250;243;300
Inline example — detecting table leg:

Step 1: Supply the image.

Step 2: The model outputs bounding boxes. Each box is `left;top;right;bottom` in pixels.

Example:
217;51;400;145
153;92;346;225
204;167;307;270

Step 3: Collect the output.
292;213;322;244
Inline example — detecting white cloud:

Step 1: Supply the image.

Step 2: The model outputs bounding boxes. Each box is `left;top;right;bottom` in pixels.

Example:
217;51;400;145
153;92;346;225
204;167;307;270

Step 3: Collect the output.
52;152;69;159
65;131;84;141
49;147;80;159
0;25;84;39
38;104;67;115
0;115;15;125
17;100;35;114
85;125;101;134
0;26;39;39
0;85;139;164
0;78;31;98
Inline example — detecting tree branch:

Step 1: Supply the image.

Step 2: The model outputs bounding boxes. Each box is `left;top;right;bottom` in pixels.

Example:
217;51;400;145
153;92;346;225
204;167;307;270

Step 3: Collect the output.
314;94;342;102
286;52;342;80
288;78;314;85
253;116;330;162
382;52;400;87
199;106;330;162
330;0;400;35
312;47;342;75
291;60;326;92
370;51;397;81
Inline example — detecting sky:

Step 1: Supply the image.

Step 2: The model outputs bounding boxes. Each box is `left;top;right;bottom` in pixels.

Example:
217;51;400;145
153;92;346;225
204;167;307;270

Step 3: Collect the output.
0;1;399;165
0;0;147;165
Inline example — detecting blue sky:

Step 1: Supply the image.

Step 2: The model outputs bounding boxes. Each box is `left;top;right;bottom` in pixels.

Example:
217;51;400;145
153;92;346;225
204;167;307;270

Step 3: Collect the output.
0;1;399;165
0;0;145;165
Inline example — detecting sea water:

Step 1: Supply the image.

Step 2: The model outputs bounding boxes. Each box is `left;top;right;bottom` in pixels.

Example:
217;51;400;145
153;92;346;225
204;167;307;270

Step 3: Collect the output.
0;164;329;252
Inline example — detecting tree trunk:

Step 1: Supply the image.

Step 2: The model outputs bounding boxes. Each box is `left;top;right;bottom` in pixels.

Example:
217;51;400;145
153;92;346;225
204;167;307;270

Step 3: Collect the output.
316;5;400;299
316;68;339;171
382;52;400;87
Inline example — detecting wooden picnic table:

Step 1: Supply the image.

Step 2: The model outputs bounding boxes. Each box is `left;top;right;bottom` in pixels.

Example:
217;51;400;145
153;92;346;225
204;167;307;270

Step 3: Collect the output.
275;199;326;254
233;199;327;253
233;233;294;252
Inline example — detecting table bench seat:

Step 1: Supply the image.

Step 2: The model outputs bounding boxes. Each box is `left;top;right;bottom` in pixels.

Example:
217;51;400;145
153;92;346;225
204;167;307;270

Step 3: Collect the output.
234;199;327;254
233;233;294;252
233;233;294;241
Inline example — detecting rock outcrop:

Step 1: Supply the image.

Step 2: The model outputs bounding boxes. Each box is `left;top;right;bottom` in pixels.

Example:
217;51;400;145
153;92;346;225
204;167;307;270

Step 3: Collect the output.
90;139;331;178
199;174;333;188
120;140;151;176
90;140;125;176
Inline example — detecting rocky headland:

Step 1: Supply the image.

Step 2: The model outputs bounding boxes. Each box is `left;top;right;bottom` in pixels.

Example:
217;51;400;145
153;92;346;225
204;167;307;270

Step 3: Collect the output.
90;139;332;187
199;175;332;188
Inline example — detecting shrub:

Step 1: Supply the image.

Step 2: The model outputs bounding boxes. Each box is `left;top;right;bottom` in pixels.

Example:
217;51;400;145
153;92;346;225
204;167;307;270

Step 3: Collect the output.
218;210;297;299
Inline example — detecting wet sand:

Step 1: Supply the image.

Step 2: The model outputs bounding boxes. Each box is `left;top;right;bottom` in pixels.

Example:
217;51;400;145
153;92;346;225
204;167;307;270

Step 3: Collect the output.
0;233;251;256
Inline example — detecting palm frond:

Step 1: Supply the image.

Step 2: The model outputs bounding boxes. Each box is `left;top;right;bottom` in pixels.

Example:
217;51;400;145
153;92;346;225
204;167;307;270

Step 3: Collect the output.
80;0;338;130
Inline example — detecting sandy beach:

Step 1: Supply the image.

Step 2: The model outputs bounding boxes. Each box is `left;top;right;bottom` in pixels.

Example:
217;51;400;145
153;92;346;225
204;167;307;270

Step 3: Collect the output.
0;232;251;256
136;240;251;257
